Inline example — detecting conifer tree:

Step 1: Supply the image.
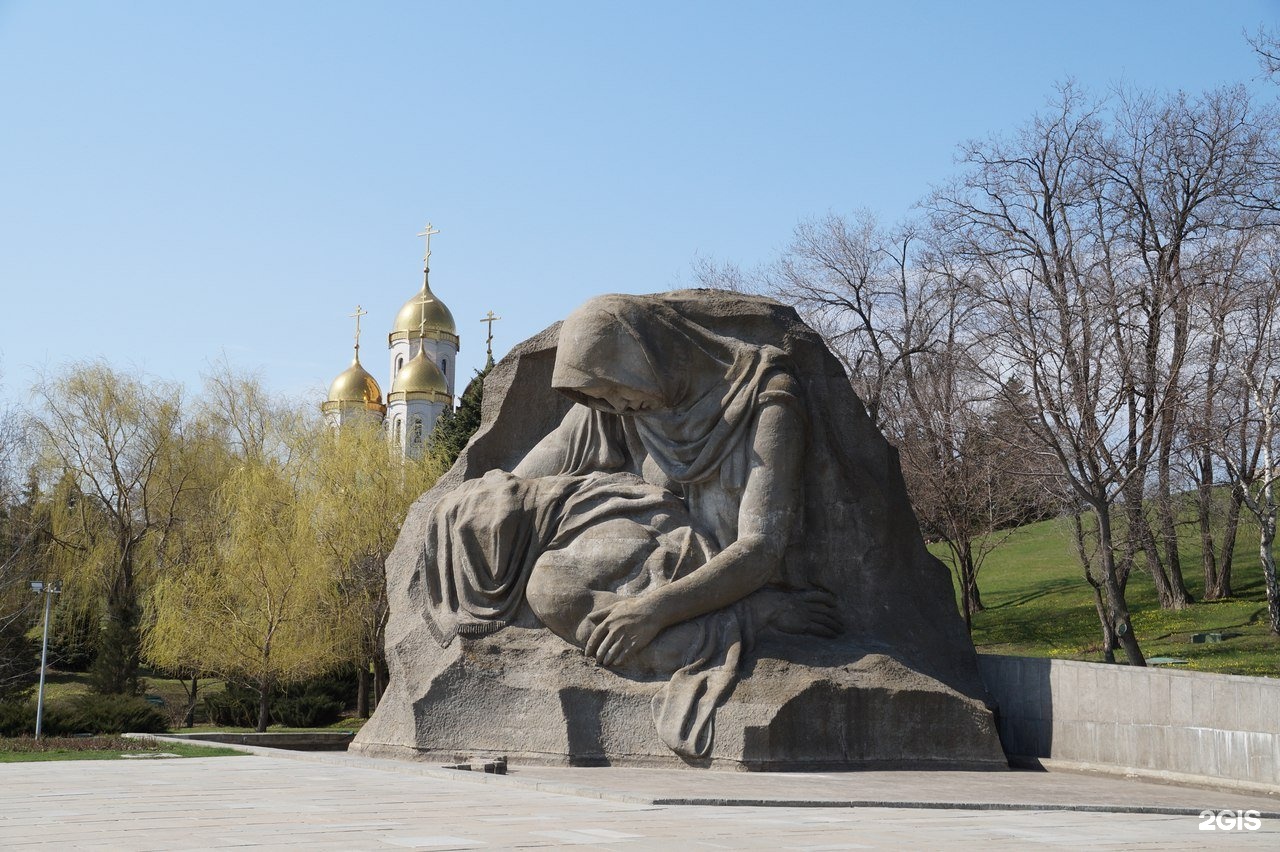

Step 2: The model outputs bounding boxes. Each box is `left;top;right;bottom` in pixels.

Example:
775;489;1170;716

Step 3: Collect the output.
429;365;490;468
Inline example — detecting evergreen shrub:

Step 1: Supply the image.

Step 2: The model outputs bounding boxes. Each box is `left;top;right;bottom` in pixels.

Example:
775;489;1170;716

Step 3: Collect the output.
0;700;37;737
271;693;343;728
61;693;168;734
203;685;258;728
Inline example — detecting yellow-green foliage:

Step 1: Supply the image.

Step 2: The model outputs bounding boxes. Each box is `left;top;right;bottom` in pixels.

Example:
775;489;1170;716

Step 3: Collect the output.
145;430;346;691
31;363;198;611
310;421;444;663
143;400;444;691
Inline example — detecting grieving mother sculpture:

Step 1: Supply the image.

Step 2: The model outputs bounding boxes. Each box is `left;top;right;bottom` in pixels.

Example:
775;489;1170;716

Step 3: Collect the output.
352;290;1007;770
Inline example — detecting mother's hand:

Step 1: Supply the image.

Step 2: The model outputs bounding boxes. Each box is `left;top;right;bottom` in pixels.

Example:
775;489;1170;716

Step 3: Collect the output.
585;596;662;667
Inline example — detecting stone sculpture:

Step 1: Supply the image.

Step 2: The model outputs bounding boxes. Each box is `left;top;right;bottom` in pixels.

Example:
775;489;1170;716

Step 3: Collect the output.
351;290;1007;770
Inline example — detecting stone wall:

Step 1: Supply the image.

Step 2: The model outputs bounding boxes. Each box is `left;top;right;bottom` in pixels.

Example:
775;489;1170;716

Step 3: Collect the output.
979;654;1280;792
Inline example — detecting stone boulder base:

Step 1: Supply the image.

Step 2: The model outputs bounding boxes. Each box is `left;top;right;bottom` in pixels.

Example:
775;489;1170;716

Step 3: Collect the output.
352;290;1007;771
354;628;1003;770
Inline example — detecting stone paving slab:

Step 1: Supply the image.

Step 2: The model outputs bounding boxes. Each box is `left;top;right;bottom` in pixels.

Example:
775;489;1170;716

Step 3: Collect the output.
2;749;1279;850
142;738;1280;816
490;765;1280;814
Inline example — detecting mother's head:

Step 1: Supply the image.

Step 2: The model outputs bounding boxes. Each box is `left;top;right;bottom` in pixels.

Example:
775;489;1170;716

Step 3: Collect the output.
551;294;737;416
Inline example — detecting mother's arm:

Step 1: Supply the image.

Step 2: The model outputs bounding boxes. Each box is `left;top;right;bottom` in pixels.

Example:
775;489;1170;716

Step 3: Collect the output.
513;404;631;478
585;380;803;665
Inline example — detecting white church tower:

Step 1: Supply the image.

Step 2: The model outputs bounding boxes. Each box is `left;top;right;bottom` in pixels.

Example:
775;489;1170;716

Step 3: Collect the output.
386;223;457;458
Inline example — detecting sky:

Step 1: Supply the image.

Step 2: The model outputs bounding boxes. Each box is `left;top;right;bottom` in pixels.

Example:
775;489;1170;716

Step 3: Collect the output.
1;1;1277;410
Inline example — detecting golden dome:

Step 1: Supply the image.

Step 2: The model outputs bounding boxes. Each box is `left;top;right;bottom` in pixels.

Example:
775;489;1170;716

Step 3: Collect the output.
391;349;448;396
392;277;458;340
324;355;386;413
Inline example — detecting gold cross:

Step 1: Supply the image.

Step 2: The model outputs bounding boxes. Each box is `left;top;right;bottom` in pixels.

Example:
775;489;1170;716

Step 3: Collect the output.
480;310;502;360
349;305;368;353
417;222;440;266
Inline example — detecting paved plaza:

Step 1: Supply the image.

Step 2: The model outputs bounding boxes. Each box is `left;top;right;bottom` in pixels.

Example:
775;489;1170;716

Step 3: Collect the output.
2;744;1279;850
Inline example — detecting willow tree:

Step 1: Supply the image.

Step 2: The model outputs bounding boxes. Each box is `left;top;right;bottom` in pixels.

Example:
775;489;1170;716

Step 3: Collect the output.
0;382;41;700
311;420;442;716
152;362;291;723
30;362;199;693
146;452;346;732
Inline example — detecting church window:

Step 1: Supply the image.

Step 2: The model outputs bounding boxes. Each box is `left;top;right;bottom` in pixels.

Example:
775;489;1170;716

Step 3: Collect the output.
396;356;404;373
412;416;423;444
394;418;402;444
441;357;448;376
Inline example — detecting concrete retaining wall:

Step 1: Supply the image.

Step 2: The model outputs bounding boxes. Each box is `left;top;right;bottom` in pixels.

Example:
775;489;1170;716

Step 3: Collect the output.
978;654;1280;792
165;731;355;751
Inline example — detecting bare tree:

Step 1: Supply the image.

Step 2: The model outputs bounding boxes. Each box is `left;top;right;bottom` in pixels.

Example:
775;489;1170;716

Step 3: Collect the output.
1090;85;1280;610
1248;26;1280;83
887;238;1050;631
707;213;1041;630
932;85;1148;665
1180;233;1258;599
765;212;943;428
1209;241;1280;634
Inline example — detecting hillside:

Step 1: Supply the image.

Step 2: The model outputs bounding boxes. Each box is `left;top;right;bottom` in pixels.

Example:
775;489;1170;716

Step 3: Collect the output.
938;513;1279;677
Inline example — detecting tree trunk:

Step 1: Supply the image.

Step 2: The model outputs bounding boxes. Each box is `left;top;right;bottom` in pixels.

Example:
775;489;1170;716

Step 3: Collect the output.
1096;505;1146;666
1087;577;1117;664
184;676;198;728
1154;347;1192;608
1072;511;1122;664
1117;508;1138;591
374;654;389;705
1262;518;1280;636
356;666;371;718
1198;468;1220;598
256;682;271;733
1156;489;1193;606
967;579;984;614
1126;494;1184;610
960;540;984;614
1210;489;1243;600
951;540;983;635
90;583;142;695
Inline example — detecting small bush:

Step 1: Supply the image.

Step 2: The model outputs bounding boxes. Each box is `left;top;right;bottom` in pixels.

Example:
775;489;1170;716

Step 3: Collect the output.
60;693;167;735
203;687;258;728
0;701;35;737
0;699;79;737
271;694;343;728
200;674;353;730
284;668;357;709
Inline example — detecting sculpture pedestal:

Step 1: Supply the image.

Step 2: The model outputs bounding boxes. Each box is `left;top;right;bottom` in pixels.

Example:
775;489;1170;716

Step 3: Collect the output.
351;627;1007;771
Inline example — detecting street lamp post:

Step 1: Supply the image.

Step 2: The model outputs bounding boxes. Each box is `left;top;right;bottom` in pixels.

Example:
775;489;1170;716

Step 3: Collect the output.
30;580;61;740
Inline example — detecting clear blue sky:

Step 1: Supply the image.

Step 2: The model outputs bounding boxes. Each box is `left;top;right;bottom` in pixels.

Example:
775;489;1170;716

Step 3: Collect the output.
1;1;1276;408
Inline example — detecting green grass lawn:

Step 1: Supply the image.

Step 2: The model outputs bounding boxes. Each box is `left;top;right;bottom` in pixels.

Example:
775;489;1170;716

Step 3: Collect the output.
0;735;246;762
940;510;1280;677
39;668;227;705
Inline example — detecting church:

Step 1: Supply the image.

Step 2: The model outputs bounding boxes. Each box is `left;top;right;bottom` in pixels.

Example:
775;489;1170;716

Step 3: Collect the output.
321;225;459;458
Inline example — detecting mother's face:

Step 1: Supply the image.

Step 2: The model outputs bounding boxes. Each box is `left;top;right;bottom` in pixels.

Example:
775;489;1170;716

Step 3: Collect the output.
574;379;666;416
